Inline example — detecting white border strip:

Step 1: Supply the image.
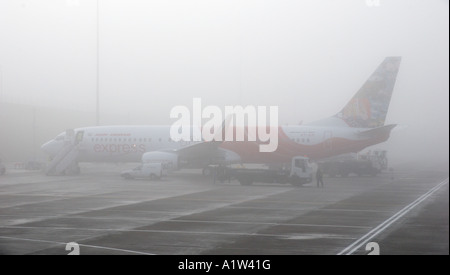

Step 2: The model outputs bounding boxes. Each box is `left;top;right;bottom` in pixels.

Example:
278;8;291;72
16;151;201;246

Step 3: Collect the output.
338;177;449;255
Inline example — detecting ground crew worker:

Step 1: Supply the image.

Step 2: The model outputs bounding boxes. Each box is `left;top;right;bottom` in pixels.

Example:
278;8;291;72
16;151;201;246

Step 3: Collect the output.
316;165;324;188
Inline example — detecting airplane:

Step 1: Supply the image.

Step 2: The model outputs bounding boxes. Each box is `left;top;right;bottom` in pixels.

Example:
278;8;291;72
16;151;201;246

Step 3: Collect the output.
41;56;401;175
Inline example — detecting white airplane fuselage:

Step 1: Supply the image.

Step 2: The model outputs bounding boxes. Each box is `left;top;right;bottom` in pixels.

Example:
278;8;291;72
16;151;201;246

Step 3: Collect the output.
41;57;401;169
41;123;391;165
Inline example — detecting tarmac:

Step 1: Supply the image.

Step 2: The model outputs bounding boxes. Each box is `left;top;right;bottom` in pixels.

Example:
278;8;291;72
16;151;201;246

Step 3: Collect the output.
0;163;448;255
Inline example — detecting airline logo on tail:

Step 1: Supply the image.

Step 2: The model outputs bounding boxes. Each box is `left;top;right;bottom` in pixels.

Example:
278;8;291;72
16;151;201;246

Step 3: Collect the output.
336;57;401;128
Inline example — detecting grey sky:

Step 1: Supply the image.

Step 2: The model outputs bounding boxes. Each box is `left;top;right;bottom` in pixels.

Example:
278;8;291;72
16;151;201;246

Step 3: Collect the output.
0;0;448;167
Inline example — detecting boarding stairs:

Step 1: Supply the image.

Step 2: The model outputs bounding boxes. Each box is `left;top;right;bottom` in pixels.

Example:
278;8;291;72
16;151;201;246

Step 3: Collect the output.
46;130;81;175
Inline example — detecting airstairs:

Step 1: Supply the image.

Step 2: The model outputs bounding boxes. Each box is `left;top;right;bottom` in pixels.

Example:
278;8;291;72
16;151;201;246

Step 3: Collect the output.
45;129;82;175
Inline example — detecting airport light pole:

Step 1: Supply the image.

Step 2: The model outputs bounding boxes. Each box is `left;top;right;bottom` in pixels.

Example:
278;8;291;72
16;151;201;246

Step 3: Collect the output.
96;0;100;126
0;66;3;103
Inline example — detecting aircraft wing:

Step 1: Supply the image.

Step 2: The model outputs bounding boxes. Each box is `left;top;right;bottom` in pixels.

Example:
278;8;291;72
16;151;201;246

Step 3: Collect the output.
174;140;221;156
171;115;233;165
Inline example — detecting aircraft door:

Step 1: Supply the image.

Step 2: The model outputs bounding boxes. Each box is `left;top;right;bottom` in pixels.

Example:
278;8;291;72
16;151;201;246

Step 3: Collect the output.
75;131;84;145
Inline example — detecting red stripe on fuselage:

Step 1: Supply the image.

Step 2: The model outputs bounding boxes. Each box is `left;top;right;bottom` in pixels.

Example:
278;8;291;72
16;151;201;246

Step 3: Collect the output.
219;126;391;163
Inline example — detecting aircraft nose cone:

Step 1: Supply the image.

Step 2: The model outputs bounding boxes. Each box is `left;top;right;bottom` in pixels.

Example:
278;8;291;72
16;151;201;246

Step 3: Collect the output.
40;141;51;153
41;140;58;156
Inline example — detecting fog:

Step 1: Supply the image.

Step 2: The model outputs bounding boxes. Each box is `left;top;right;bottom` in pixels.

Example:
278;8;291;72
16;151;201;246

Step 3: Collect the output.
0;0;448;169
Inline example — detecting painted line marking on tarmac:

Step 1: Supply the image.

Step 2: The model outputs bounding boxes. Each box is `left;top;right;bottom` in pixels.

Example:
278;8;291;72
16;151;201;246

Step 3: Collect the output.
0;225;357;240
0;219;371;230
337;177;449;255
0;236;154;255
228;206;392;213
